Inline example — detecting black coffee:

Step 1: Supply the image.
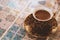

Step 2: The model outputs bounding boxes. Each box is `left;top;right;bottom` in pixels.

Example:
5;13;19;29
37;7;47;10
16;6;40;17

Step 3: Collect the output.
35;10;50;20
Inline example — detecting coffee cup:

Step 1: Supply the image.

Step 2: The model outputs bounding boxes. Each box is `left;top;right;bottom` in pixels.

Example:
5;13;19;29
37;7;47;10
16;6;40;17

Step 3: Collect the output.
33;6;53;21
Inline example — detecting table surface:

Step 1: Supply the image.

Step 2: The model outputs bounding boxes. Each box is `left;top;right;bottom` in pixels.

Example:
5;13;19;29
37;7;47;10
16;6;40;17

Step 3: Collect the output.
0;0;60;40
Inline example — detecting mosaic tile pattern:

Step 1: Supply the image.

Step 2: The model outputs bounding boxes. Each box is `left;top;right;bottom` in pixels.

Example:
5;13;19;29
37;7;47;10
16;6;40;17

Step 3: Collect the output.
0;28;5;37
0;0;60;40
9;24;19;32
1;23;26;40
1;14;26;40
0;0;30;11
13;34;22;40
0;6;20;30
0;4;20;39
1;31;15;40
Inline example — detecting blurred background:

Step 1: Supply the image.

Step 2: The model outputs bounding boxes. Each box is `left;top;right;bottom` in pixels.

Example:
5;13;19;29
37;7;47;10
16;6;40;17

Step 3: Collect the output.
0;0;60;40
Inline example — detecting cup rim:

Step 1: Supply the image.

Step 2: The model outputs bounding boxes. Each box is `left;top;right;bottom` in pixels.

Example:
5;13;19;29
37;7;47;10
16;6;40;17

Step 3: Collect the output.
33;6;53;21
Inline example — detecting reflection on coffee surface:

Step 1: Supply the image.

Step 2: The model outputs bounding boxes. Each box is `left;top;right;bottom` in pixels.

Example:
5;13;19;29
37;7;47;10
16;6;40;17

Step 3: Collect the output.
35;10;50;20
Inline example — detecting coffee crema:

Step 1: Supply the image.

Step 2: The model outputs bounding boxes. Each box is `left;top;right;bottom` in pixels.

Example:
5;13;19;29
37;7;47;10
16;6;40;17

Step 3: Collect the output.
35;10;50;20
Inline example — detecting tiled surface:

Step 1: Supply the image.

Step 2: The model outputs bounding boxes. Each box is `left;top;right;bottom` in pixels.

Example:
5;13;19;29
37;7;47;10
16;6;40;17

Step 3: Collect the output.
0;29;5;37
1;15;26;40
0;5;20;37
0;0;60;40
